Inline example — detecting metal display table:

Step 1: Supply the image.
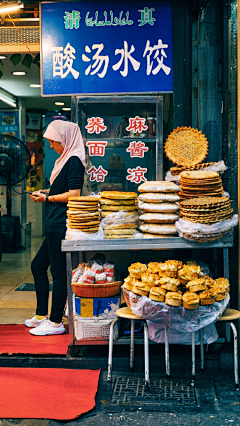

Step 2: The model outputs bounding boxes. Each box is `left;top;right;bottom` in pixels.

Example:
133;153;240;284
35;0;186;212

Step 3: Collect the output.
62;234;234;348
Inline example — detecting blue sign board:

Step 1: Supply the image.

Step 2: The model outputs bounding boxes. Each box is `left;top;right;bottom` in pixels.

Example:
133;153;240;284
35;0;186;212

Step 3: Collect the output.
40;1;173;96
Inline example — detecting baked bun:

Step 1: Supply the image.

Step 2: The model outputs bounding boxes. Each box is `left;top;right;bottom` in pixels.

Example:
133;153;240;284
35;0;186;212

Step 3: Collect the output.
186;278;207;293
141;271;161;286
215;278;230;291
203;276;216;287
165;292;182;307
131;282;150;297
160;277;179;291
211;284;227;301
149;287;166;302
147;262;160;274
177;265;201;284
128;262;147;279
183;292;200;309
199;291;215;305
122;282;133;292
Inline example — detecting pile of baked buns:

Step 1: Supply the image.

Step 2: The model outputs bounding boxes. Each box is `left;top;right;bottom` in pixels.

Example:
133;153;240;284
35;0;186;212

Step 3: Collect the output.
137;181;180;238
122;260;229;309
99;191;139;239
67;196;100;233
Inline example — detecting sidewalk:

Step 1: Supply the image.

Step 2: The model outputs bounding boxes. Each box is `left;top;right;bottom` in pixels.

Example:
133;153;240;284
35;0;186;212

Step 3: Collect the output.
0;343;240;426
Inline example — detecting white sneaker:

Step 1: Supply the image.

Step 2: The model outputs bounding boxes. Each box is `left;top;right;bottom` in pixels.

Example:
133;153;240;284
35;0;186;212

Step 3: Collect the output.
29;319;66;336
25;315;48;328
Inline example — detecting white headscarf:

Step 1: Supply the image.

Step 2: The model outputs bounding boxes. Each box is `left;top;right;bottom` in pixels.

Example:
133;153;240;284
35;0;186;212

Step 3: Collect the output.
43;120;86;185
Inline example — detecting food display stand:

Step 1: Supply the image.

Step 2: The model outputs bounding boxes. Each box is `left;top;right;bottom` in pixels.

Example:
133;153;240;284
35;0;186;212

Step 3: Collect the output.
62;233;233;349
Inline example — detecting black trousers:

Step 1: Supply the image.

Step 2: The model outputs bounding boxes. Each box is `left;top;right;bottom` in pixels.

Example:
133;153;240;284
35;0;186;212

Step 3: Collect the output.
31;232;67;324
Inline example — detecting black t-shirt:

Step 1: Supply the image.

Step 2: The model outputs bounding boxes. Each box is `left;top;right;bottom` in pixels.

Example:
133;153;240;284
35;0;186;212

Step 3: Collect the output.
44;156;85;233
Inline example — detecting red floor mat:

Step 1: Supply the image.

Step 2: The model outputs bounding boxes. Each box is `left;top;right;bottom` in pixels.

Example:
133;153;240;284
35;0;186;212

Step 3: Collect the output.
0;325;69;355
0;367;100;420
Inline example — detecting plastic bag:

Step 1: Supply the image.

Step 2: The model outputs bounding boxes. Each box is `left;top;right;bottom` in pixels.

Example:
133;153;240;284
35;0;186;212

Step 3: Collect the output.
128;291;229;333
101;211;143;239
165;160;228;183
65;221;105;240
147;321;218;345
175;215;238;236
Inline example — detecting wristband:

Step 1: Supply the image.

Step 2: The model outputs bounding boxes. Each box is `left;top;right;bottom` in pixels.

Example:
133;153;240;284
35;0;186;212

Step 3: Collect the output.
45;194;49;202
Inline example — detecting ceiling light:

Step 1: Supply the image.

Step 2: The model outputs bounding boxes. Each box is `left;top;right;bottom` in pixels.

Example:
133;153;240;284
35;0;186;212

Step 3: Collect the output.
30;84;41;88
0;88;16;108
55;102;65;106
0;2;24;14
0;55;7;59
62;107;71;111
12;71;26;76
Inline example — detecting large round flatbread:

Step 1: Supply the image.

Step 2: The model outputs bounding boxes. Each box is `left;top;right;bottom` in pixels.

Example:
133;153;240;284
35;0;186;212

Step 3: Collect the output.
139;223;177;234
100;198;137;205
139;193;180;203
68;196;99;202
164;126;208;166
180;170;219;180
139;213;179;223
101;211;137;218
67;204;99;210
139;202;179;213
104;229;137;235
101;205;137;211
103;223;138;230
67;211;99;217
138;181;179;193
100;191;137;199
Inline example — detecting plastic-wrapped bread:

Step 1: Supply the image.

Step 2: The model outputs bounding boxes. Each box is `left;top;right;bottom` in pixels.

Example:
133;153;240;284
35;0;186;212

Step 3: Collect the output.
139;213;179;223
142;233;176;238
138;181;179;193
139;223;177;235
139;201;179;213
139;192;180;203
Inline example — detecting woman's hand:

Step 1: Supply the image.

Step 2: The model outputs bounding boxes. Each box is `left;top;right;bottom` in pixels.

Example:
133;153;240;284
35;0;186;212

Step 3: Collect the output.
30;191;47;203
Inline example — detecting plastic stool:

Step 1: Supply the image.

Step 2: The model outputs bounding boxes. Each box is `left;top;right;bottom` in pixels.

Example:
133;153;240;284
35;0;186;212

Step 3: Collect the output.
218;308;240;390
107;307;149;388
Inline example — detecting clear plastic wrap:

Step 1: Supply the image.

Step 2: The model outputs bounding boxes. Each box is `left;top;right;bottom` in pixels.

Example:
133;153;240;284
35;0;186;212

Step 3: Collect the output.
65;221;105;240
175;215;238;242
101;211;143;238
165;160;228;183
127;290;229;333
147;322;218;345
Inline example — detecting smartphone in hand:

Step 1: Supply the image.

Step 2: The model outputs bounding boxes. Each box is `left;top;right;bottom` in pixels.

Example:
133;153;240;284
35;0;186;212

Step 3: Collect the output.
24;190;37;196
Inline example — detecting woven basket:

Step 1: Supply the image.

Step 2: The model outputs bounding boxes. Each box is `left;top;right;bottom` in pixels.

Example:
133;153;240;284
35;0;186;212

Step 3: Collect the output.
72;281;122;298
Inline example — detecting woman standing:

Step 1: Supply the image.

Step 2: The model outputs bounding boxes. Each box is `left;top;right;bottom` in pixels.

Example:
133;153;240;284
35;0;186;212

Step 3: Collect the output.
25;120;85;336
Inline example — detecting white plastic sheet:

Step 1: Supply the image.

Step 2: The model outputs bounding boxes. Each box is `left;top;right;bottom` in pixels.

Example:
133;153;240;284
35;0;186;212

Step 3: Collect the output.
165;160;228;183
147;322;218;345
128;291;229;333
65;220;105;240
175;215;238;237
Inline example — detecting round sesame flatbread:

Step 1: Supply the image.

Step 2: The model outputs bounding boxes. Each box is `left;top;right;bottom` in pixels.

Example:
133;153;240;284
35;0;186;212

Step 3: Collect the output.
100;210;137;218
104;229;137;235
104;235;134;239
101;205;138;211
103;223;138;230
100;198;138;205
100;191;138;200
68;196;99;202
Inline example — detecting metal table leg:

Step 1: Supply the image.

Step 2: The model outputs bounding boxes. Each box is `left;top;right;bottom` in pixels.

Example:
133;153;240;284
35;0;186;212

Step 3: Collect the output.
200;328;204;372
144;321;150;389
223;248;231;343
130;319;135;369
107;318;119;382
229;322;239;390
165;325;170;377
66;252;74;348
191;333;195;387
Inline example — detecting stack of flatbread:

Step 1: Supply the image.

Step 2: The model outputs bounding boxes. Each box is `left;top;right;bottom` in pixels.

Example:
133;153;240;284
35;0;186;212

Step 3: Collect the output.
170;162;216;176
100;191;138;239
179;196;233;224
67;196;100;233
137;181;180;238
179;170;224;200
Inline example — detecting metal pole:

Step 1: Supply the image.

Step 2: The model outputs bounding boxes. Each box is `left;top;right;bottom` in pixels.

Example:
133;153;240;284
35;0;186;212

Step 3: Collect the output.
230;322;239;390
191;333;195;387
66;252;74;348
165;325;170;377
144;321;150;389
130;319;135;369
107;318;119;382
200;328;204;371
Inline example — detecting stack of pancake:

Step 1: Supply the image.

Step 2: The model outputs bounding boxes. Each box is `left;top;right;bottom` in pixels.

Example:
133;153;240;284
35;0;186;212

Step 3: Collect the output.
179;170;224;200
137;181;180;238
67;196;100;233
99;191;138;239
170;162;216;176
179;197;233;224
